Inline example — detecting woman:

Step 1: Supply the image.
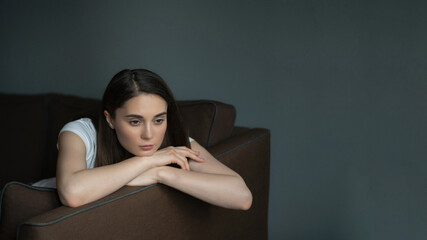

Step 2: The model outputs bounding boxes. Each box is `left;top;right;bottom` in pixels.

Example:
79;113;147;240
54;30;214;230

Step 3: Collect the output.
43;69;252;210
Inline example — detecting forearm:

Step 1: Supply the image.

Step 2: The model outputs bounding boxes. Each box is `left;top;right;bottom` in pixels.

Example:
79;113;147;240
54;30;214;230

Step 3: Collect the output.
158;167;252;210
58;157;151;207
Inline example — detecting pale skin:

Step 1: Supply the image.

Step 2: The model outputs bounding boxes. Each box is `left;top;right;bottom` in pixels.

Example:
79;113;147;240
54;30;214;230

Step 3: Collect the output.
56;94;252;210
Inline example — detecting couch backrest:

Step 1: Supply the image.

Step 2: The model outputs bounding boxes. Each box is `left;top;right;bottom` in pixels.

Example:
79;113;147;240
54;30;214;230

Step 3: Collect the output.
0;93;236;188
0;94;48;188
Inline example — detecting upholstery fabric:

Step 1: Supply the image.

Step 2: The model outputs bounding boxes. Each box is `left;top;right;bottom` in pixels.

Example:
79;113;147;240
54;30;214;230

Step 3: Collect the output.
0;182;61;240
178;100;236;148
0;94;47;188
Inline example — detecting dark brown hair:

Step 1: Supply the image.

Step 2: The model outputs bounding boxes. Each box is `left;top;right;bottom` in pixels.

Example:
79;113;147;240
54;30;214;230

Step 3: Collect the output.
95;69;189;167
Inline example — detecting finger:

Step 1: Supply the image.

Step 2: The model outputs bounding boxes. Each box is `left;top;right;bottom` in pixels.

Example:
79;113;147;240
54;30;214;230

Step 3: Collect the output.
159;148;188;170
173;157;188;170
177;160;188;170
174;147;204;162
186;151;204;162
173;152;190;170
175;146;200;156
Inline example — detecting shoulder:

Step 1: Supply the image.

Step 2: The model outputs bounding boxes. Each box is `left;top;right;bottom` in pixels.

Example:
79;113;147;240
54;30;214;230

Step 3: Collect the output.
59;118;97;167
62;118;95;132
61;118;96;138
59;118;97;150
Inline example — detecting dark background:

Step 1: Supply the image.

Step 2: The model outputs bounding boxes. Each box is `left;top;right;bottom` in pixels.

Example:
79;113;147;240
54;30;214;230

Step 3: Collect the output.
1;1;426;239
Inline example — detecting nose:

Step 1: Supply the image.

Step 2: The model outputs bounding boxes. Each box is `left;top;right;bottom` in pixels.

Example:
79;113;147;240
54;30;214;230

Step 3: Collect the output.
141;123;153;140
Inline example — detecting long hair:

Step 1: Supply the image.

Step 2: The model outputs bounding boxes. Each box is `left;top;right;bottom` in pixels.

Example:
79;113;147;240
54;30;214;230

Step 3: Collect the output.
95;69;190;167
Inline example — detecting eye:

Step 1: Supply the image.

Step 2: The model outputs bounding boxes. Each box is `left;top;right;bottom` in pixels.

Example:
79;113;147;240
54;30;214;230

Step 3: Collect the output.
129;120;141;126
154;118;165;125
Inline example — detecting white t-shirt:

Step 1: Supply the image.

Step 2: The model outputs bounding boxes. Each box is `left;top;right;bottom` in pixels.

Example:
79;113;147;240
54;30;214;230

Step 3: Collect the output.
32;118;193;188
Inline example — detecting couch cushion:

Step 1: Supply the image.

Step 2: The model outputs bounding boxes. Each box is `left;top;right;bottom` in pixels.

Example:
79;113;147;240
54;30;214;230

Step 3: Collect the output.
178;100;236;148
0;94;47;188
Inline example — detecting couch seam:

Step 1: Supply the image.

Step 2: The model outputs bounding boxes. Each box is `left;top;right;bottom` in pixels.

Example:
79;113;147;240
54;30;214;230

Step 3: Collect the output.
214;130;270;159
178;100;218;148
207;102;217;148
229;107;237;139
16;184;157;239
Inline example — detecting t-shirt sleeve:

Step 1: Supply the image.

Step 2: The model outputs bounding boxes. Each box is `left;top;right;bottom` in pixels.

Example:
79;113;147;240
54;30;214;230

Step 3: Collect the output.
59;118;97;168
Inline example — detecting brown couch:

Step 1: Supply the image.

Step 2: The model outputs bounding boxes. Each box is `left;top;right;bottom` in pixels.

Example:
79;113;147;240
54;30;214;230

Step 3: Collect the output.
0;93;270;240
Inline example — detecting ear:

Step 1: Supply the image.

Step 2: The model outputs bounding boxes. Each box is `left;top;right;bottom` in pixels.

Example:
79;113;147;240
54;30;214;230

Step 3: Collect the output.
104;110;115;129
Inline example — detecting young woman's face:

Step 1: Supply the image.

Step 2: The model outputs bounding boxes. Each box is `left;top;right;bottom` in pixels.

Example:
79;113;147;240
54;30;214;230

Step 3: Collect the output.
105;93;168;157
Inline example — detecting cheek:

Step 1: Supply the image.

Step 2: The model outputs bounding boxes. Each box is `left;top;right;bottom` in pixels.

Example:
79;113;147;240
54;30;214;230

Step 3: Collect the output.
116;126;139;144
156;125;167;141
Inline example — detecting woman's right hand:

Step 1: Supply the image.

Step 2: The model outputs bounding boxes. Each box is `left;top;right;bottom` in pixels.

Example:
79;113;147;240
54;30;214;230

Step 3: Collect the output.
146;146;204;171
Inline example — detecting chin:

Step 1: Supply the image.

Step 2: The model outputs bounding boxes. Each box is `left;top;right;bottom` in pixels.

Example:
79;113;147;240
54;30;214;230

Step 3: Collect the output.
135;152;155;157
135;148;159;157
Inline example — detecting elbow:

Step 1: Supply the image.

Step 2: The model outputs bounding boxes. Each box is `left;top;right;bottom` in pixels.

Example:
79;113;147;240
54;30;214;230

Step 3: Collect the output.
229;176;253;210
239;189;253;211
230;184;252;210
58;183;85;208
61;197;84;208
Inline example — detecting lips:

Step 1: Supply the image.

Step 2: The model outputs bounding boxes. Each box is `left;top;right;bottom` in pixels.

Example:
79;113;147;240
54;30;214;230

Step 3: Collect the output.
139;145;154;151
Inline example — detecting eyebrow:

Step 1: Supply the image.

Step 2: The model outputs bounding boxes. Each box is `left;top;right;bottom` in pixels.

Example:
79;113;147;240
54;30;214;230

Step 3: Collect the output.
124;112;167;119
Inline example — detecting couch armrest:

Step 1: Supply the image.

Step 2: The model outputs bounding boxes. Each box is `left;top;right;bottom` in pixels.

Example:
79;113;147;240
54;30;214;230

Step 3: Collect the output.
208;127;271;238
17;128;270;240
0;182;61;240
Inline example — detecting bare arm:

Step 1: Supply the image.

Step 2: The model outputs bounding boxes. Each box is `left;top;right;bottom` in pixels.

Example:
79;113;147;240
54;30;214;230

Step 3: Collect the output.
56;132;152;207
58;130;250;209
56;132;202;207
157;141;253;210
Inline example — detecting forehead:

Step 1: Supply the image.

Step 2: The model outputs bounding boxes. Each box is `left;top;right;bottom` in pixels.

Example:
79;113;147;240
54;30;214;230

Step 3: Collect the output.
117;94;167;116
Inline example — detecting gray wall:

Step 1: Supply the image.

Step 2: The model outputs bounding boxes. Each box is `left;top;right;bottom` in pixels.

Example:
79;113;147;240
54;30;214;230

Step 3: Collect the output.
1;1;426;239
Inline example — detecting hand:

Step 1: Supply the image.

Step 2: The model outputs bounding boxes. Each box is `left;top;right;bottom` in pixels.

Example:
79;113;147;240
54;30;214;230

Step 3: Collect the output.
147;146;204;171
127;166;164;186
